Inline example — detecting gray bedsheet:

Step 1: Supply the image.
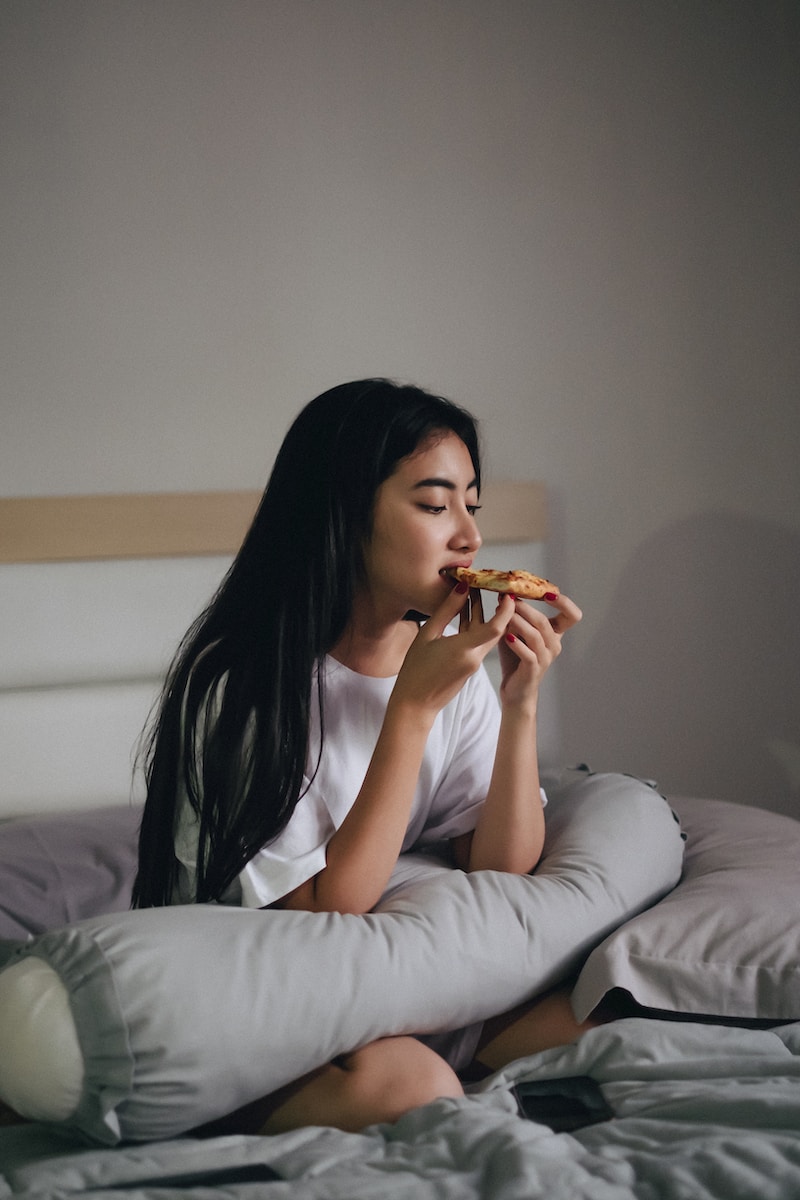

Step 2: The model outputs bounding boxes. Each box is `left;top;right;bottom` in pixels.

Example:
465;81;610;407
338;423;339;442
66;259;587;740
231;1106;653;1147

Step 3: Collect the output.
2;1019;799;1199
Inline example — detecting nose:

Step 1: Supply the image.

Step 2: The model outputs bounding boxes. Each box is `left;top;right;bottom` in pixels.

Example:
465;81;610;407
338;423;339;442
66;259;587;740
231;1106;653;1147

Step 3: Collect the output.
453;509;482;554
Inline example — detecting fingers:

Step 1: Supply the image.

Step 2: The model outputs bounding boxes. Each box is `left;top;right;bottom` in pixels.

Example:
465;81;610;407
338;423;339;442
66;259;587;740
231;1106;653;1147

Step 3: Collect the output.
425;585;579;651
505;609;556;665
424;581;470;639
428;583;511;642
500;591;582;673
458;584;490;632
509;592;580;648
545;592;583;636
463;587;513;643
399;588;514;715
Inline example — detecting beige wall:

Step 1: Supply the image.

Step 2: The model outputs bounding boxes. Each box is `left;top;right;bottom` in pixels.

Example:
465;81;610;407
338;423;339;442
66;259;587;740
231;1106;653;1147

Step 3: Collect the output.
2;1;798;814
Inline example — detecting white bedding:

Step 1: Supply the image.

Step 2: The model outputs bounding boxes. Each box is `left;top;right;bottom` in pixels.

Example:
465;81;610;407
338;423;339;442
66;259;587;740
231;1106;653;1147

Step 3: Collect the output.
0;557;230;816
2;1019;799;1199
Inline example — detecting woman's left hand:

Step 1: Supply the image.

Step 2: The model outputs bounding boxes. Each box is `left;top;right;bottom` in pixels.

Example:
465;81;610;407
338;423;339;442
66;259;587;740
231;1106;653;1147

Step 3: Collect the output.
495;590;582;708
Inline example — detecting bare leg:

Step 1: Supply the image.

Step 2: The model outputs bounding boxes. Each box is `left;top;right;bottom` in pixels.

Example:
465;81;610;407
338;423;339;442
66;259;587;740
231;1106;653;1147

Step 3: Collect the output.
472;987;613;1074
194;1036;464;1137
260;1036;463;1134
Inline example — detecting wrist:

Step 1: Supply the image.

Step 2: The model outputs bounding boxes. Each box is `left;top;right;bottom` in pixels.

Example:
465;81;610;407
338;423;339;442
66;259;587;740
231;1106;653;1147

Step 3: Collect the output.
384;693;437;738
500;696;539;724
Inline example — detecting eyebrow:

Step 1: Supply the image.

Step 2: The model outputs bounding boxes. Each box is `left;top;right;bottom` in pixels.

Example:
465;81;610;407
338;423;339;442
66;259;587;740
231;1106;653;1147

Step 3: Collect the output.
412;477;479;492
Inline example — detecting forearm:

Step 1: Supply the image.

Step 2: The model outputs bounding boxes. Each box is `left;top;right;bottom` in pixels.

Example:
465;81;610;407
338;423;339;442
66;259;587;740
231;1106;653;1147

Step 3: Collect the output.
466;705;545;874
282;700;433;914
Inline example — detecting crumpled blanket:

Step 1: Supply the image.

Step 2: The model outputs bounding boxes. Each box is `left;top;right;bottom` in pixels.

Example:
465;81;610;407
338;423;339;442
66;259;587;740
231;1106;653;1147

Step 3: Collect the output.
2;1019;799;1199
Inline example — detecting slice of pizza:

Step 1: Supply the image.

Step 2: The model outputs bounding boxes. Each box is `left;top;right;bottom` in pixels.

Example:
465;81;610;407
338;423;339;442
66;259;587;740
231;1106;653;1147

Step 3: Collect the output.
447;566;559;601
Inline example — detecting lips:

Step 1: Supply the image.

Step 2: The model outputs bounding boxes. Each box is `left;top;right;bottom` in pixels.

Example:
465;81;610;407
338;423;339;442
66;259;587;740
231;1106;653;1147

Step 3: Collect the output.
440;563;471;580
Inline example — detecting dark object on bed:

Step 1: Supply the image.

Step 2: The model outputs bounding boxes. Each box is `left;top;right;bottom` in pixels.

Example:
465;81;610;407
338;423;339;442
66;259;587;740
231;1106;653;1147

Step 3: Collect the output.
513;1075;614;1132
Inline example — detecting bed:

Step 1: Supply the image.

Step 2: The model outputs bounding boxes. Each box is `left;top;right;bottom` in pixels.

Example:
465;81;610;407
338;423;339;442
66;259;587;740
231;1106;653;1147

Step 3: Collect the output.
1;485;799;1199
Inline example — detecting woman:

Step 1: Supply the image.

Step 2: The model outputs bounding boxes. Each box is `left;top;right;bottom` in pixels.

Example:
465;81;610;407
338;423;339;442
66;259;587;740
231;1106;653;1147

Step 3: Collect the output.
133;378;587;1133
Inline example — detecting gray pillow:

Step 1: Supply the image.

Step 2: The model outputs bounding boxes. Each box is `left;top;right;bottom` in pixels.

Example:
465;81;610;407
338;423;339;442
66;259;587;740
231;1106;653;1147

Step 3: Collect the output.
572;794;800;1022
0;805;141;942
0;770;683;1145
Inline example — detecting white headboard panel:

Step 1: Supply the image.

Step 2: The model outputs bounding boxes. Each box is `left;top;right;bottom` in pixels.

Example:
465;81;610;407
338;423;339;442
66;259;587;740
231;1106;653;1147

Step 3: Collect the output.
0;557;234;817
0;485;551;819
0;558;231;690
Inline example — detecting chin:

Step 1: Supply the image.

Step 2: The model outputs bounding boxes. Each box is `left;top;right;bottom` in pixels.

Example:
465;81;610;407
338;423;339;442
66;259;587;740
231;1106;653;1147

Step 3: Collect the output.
403;579;451;622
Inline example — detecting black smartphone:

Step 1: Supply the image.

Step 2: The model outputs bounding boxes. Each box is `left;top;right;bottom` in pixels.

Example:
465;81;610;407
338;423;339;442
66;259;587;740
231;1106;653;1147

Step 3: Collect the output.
512;1075;614;1133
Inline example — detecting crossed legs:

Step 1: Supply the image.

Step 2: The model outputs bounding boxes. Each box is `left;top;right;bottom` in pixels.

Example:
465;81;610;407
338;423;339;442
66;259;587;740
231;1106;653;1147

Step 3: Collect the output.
196;986;608;1137
4;987;611;1138
257;1036;463;1134
193;1035;463;1138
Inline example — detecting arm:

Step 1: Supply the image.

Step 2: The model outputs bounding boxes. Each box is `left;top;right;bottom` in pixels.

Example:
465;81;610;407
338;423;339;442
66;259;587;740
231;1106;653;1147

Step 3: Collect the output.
279;585;515;915
453;590;582;875
280;696;433;914
455;700;544;875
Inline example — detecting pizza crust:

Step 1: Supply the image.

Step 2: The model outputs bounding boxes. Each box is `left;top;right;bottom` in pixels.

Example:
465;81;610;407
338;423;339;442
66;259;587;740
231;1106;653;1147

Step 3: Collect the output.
447;567;559;600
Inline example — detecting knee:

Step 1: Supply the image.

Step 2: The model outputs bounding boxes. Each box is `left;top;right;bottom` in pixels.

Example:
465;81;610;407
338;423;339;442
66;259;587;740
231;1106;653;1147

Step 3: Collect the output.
425;1051;464;1104
256;1037;464;1136
345;1037;463;1125
398;1040;463;1110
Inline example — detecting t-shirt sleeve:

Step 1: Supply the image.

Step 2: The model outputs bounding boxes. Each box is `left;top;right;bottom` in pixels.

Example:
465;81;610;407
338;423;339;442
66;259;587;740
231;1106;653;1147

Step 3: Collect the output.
173;787;331;910
171;660;334;909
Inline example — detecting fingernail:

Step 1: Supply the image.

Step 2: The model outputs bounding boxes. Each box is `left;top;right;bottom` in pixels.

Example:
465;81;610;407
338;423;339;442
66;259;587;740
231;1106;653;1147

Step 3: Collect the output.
507;593;517;601
505;633;517;644
455;581;470;594
544;592;558;602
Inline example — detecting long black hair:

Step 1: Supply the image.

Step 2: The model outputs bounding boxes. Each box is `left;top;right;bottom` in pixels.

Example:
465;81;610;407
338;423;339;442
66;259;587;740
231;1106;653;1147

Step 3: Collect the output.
132;379;481;907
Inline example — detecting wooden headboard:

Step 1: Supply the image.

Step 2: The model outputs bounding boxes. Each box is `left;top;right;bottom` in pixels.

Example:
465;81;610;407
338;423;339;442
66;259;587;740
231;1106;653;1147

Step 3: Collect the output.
0;482;546;564
0;482;550;818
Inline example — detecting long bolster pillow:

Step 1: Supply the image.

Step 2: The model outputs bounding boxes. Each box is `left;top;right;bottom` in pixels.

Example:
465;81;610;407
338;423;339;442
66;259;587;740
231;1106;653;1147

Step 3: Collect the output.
0;769;683;1144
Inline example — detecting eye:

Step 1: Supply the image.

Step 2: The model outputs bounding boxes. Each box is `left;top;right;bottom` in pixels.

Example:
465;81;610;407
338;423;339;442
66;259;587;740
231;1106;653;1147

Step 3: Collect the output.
467;504;482;517
419;504;446;514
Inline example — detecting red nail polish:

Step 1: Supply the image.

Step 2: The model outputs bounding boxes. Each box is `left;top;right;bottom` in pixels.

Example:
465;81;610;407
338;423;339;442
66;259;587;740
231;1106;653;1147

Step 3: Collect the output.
506;633;517;644
544;592;558;602
455;581;470;594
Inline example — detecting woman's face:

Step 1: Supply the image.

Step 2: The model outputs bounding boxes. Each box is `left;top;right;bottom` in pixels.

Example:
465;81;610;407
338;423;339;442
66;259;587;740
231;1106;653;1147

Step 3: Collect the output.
362;431;483;622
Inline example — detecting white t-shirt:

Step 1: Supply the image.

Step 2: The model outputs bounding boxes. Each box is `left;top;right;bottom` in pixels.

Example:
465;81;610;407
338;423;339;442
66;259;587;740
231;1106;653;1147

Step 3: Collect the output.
174;655;502;908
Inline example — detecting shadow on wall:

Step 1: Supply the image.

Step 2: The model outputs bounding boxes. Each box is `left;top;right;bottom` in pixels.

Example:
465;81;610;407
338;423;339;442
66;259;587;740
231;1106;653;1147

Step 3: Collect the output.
561;512;800;819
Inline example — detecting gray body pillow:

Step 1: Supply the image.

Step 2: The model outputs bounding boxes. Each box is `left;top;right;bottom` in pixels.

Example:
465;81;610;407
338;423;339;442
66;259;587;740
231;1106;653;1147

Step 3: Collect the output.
0;770;683;1144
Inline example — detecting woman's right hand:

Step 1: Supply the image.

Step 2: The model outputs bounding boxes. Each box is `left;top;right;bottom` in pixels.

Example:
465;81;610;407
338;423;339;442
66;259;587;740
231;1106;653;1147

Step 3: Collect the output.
390;583;515;720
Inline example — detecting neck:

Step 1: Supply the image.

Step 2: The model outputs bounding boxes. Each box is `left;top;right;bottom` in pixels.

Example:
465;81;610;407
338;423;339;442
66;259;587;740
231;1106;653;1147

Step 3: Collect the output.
329;606;418;678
